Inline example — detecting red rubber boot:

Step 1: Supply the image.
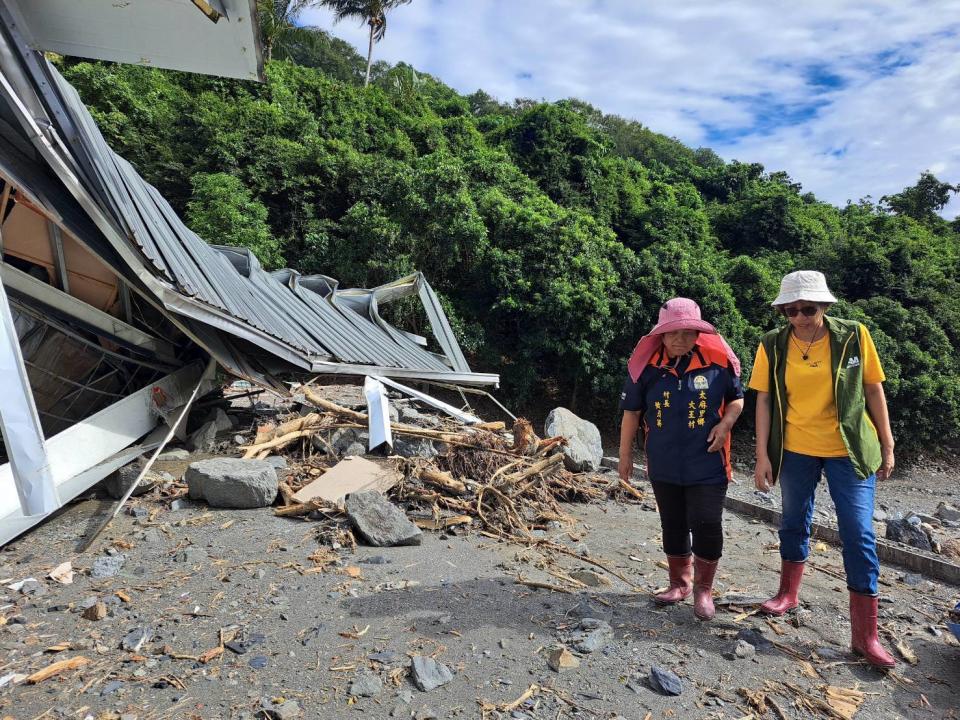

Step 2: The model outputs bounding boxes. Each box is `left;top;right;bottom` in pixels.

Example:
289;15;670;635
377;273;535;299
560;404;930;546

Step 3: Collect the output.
850;592;896;669
760;560;805;615
692;556;719;620
653;554;692;604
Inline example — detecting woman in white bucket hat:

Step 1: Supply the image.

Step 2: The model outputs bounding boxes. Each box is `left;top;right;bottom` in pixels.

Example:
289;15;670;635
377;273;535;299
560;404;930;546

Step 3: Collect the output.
748;270;897;668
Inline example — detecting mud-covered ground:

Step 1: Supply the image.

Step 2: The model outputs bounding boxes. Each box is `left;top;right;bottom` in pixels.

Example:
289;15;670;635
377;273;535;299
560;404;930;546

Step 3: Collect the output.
2;460;958;720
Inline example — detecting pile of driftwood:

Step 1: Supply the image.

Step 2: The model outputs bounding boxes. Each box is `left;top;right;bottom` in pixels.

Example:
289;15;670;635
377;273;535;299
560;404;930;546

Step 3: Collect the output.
238;387;646;540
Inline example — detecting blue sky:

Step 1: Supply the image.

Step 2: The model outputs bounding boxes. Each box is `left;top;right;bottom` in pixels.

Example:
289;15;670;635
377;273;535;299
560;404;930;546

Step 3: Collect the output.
303;1;960;217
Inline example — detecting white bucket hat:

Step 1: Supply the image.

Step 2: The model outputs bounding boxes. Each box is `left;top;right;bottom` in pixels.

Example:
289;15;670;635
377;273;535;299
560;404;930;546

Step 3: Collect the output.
771;270;838;306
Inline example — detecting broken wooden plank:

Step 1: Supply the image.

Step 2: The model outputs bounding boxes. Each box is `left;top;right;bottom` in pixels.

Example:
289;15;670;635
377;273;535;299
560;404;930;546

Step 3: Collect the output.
292;456;400;508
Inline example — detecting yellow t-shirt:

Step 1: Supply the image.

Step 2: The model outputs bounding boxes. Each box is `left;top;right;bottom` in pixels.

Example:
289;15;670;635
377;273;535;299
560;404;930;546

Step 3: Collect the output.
748;324;885;457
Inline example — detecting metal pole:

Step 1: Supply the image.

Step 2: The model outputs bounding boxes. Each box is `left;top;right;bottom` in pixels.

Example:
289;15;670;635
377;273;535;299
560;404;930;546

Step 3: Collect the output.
0;265;59;515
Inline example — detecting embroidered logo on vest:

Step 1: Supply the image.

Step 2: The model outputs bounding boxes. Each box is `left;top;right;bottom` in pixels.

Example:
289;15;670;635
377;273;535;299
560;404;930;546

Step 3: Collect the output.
846;356;860;368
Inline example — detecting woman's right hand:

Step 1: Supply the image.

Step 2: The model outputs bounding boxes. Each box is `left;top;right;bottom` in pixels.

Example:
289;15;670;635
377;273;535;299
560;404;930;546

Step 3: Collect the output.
754;456;774;492
619;457;633;483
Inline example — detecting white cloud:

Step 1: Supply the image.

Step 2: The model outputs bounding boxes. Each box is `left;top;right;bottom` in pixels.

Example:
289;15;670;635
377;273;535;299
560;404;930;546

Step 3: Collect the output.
301;0;960;217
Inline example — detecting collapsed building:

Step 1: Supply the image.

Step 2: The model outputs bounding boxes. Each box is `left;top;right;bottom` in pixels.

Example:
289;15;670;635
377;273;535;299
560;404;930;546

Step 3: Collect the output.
0;1;498;545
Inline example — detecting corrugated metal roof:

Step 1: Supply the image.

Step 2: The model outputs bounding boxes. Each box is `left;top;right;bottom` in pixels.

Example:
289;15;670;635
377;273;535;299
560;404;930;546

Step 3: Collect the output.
35;61;480;377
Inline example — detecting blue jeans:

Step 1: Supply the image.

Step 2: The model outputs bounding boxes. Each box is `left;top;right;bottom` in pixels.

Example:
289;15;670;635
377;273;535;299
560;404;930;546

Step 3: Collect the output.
778;450;880;595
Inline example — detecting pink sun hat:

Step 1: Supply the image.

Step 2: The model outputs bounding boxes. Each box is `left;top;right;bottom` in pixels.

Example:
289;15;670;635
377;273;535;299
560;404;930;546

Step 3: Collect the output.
627;298;741;382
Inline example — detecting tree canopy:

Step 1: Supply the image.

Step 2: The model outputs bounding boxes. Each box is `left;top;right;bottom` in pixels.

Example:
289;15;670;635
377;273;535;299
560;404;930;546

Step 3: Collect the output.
58;29;960;450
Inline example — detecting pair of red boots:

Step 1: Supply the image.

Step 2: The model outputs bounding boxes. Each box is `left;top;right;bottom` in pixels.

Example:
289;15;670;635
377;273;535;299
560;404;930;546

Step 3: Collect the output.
654;554;718;620
655;556;896;669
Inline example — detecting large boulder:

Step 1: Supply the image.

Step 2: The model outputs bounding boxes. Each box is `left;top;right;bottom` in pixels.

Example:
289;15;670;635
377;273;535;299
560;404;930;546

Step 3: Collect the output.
544;407;603;472
185;458;278;509
345;491;422;547
885;518;932;551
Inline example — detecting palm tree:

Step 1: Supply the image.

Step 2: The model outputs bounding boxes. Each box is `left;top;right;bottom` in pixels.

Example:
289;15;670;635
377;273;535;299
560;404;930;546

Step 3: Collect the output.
319;0;413;86
258;0;323;61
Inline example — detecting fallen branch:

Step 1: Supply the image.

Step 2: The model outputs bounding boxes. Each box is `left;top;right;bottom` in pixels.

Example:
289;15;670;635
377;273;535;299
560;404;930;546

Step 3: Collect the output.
26;656;90;684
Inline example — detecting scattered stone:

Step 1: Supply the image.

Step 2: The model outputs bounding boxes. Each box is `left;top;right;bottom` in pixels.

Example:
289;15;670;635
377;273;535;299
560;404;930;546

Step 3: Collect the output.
234;435;247;446
249;655;268;670
102;463;158;499
345;491;422;547
158;449;190;461
547;648;579;671
935;502;960;523
730;639;756;660
736;628;773;652
813;647;846;661
903;572;923;586
873;508;887;522
101;680;124;696
91;554;126;579
410;655;454;692
121;627;152;653
393;436;438;458
571;619;613;653
544;407;602;472
17;579;46;596
260;697;301;720
187;420;218;452
82;602;108;621
369;650;398;664
649;666;682;696
343;442;367;457
360;555;391;565
885;519;933;551
350;670;383;697
185;458;278;509
170;499;194;511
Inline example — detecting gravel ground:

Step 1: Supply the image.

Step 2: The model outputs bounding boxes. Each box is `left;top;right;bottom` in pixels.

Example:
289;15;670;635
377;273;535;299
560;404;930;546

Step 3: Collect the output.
1;464;958;720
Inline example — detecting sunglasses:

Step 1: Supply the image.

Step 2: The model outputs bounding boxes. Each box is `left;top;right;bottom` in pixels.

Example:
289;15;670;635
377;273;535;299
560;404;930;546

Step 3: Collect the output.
782;305;819;317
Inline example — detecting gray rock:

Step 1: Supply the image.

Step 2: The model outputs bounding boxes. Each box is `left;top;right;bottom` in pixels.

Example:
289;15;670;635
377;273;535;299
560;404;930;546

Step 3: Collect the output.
187;421;218;452
736;628;773;652
571;619;613;653
732;639;755;659
649;666;682;696
18;579;45;596
345;491;422;547
91;554;126;578
393;436;437;458
814;646;846;661
935;502;960;523
544;407;602;472
121;627;152;652
260;698;301;720
410;655;453;692
873;508;888;522
185;458;278;509
234;435;248;446
343;442;367;457
885;518;933;551
158;448;190;461
102;463;158;499
350;670;383;697
264;455;288;470
903;572;923;586
331;428;370;454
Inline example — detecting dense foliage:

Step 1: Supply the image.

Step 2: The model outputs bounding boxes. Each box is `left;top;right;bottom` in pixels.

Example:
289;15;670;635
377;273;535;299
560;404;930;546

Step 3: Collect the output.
59;31;960;448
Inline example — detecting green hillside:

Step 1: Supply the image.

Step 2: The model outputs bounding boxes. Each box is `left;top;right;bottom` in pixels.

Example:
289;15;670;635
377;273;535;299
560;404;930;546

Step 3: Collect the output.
58;30;960;448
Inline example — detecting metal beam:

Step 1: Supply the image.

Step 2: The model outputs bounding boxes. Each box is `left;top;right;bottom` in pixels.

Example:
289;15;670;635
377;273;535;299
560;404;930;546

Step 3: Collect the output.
0;360;211;546
1;262;176;359
0;269;58;516
310;359;500;387
47;221;69;292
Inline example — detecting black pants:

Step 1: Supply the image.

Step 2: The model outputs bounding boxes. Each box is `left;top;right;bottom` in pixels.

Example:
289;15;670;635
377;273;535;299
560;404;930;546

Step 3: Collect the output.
650;480;727;561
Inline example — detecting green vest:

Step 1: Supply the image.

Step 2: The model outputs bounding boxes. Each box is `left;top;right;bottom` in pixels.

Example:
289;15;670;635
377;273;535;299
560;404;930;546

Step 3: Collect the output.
760;316;882;481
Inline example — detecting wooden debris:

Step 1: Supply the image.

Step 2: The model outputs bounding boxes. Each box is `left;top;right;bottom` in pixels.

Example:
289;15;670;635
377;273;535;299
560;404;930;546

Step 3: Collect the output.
823;685;865;719
26;656;90;684
47;561;74;585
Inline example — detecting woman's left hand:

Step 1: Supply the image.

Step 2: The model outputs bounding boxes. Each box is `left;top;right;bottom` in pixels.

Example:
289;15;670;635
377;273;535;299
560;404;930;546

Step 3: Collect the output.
877;445;895;481
706;422;731;452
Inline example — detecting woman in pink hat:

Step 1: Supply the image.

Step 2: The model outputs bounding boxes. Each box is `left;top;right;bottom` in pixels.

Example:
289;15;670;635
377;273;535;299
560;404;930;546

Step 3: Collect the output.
618;298;744;620
749;270;896;668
